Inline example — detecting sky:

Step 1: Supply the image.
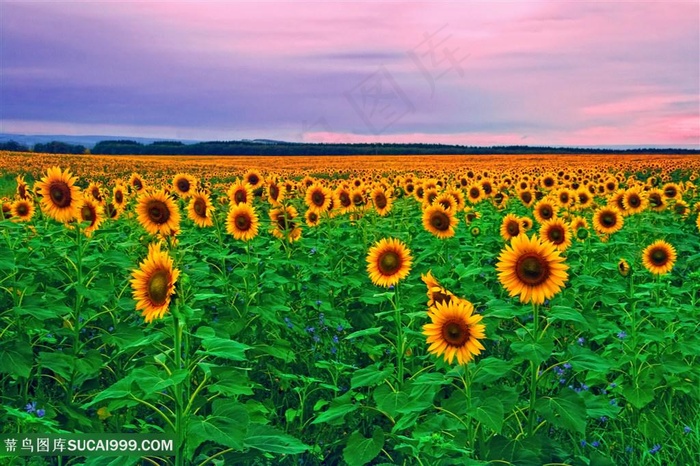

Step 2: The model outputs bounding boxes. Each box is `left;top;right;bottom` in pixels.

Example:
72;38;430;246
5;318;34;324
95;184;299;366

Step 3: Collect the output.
1;0;699;147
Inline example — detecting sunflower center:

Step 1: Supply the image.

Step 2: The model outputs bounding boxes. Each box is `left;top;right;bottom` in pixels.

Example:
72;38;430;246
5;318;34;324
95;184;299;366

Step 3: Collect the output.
515;253;549;286
17;203;28;216
234;190;247;204
507;221;520;236
312;191;325;207
49;182;72;208
352;194;364;206
148;270;170;305
431;290;452;305
193;198;207;217
147;200;171;224
482;183;492;194
601;212;617;227
81;205;95;223
469;188;480;198
375;193;387;209
628;195;640;207
650;248;668;266
430;211;450;231
649;194;661;207
539;206;553;219
177;179;191;193
547;226;564;244
674;204;686;215
115;191;123;203
441;319;470;347
269;185;280;200
133;179;143;190
664;187;676;198
521;192;532;204
339;192;352;207
248;174;259;186
378;251;401;276
236;213;252;231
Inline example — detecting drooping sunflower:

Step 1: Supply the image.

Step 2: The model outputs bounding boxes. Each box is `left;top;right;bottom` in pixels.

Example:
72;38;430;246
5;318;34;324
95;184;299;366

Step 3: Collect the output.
569;215;589;241
1;201;11;219
423;299;485;365
421;271;456;307
227;180;254;205
592;206;624;235
464;207;481;224
86;182;104;203
641;240;677;275
533;198;558;224
539;218;572;252
129;173;146;194
671;199;690;218
500;213;522;241
366;237;412;287
266;179;286;206
226;203;259;241
335;186;354;214
618;258;631;277
187;190;215;228
172;173;197;198
371;187;393;216
496;234;569;304
520;216;534;232
35;166;83;223
16;175;30;200
11;199;34;222
130;242;180;323
305;183;332;213
77;197;105;237
136;190;181;236
104;201;120;220
269;205;301;242
422;204;458;239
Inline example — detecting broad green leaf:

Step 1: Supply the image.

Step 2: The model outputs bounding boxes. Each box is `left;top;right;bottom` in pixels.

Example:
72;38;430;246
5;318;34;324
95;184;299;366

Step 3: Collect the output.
312;393;358;426
187;405;249;453
373;384;408;419
195;326;251;361
621;384;654;409
344;327;383;340
535;391;587;434
351;364;392;389
0;341;33;378
244;424;309;454
472;357;515;384
342;427;384;466
510;337;554;365
468;398;504;434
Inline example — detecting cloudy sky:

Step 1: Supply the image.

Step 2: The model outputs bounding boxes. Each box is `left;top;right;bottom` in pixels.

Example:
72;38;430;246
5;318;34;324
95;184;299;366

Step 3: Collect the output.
1;0;698;147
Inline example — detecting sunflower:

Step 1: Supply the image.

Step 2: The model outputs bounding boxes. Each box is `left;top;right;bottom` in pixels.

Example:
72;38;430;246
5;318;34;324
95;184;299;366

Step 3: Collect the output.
609;190;628;215
555;188;574;209
269;205;301;242
16;175;30;200
500;214;522;241
266;179;285;206
423;299;485;365
464;207;481;224
335;186;354;214
646;188;666;212
172;173;197;198
622;187;647;215
305;183;332;213
350;188;368;212
86;182;104;203
539;218;572;252
575;189;593;210
496;234;569;304
641;240;677;275
11;199;34;222
422;204;458;239
618;258;631;277
1;201;11;219
671;200;690;218
244;169;263;191
113;183;128;211
104;201;120;220
366;237;412;287
130;242;180;323
517;189;535;208
533;198;558;224
371;187;393;216
227;203;259;241
421;271;456;307
187;191;215;227
305;209;320;227
661;182;681;201
129;173;146;193
520;216;534;232
136;190;181;236
77;197;105;237
696;212;700;232
569;216;589;241
227;180;254;205
35;166;83;223
466;184;485;204
592;206;624;235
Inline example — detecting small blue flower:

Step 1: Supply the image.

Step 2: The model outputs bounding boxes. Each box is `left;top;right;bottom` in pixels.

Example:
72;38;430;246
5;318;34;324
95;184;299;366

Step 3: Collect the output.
581;384;589;391
625;446;633;453
649;444;661;454
306;326;315;334
336;325;344;332
683;426;692;434
610;399;617;405
580;440;587;447
284;317;293;329
25;402;37;414
330;346;337;354
559;378;566;385
577;337;585;345
332;335;339;343
617;331;627;339
310;247;317;255
313;335;321;343
610;383;617;388
591;441;600;448
389;285;394;290
563;363;572;370
600;416;608;423
316;301;323;307
36;409;45;418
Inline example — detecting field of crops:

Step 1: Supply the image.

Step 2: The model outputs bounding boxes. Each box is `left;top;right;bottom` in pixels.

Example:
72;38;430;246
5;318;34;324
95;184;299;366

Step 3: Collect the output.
1;151;699;466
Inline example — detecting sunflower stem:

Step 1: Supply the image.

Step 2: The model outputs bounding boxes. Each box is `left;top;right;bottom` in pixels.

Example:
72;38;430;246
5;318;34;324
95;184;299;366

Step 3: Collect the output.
172;306;186;466
68;219;85;404
393;284;404;386
527;302;540;437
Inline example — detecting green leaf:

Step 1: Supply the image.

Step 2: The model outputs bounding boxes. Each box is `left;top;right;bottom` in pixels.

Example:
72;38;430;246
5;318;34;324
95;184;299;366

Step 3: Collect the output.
0;341;33;378
568;347;612;372
373;384;408;419
312;393;358;426
535;391;586;434
342;427;384;466
344;327;383;340
82;376;134;408
468;398;504;434
38;351;75;380
351;364;392;389
621;384;654;409
195;326;251;361
244;424;309;454
187;402;249;453
510;337;554;365
472;357;515;384
547;305;589;328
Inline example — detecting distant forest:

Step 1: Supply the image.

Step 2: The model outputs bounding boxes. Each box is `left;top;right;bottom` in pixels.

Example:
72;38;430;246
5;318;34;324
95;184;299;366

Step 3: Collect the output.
1;139;699;156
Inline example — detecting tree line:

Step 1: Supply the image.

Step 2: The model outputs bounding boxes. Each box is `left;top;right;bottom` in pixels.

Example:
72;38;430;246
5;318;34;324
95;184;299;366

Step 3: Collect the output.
2;139;698;156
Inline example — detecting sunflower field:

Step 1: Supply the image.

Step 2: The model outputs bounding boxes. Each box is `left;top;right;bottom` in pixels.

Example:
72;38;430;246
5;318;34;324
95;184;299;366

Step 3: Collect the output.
1;151;699;466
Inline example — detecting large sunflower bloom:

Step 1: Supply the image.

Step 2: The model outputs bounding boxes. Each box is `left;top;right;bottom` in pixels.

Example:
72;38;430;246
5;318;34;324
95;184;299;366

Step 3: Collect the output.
305;183;332;213
422;204;458;239
35;166;83;223
227;203;259;241
227;180;254;205
423;299;485;365
533;198;558;224
136;190;181;236
593;206;624;235
130;242;180;323
366;237;412;287
539;218;572;252
187;190;215;227
496;234;569;304
641;240;677;275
